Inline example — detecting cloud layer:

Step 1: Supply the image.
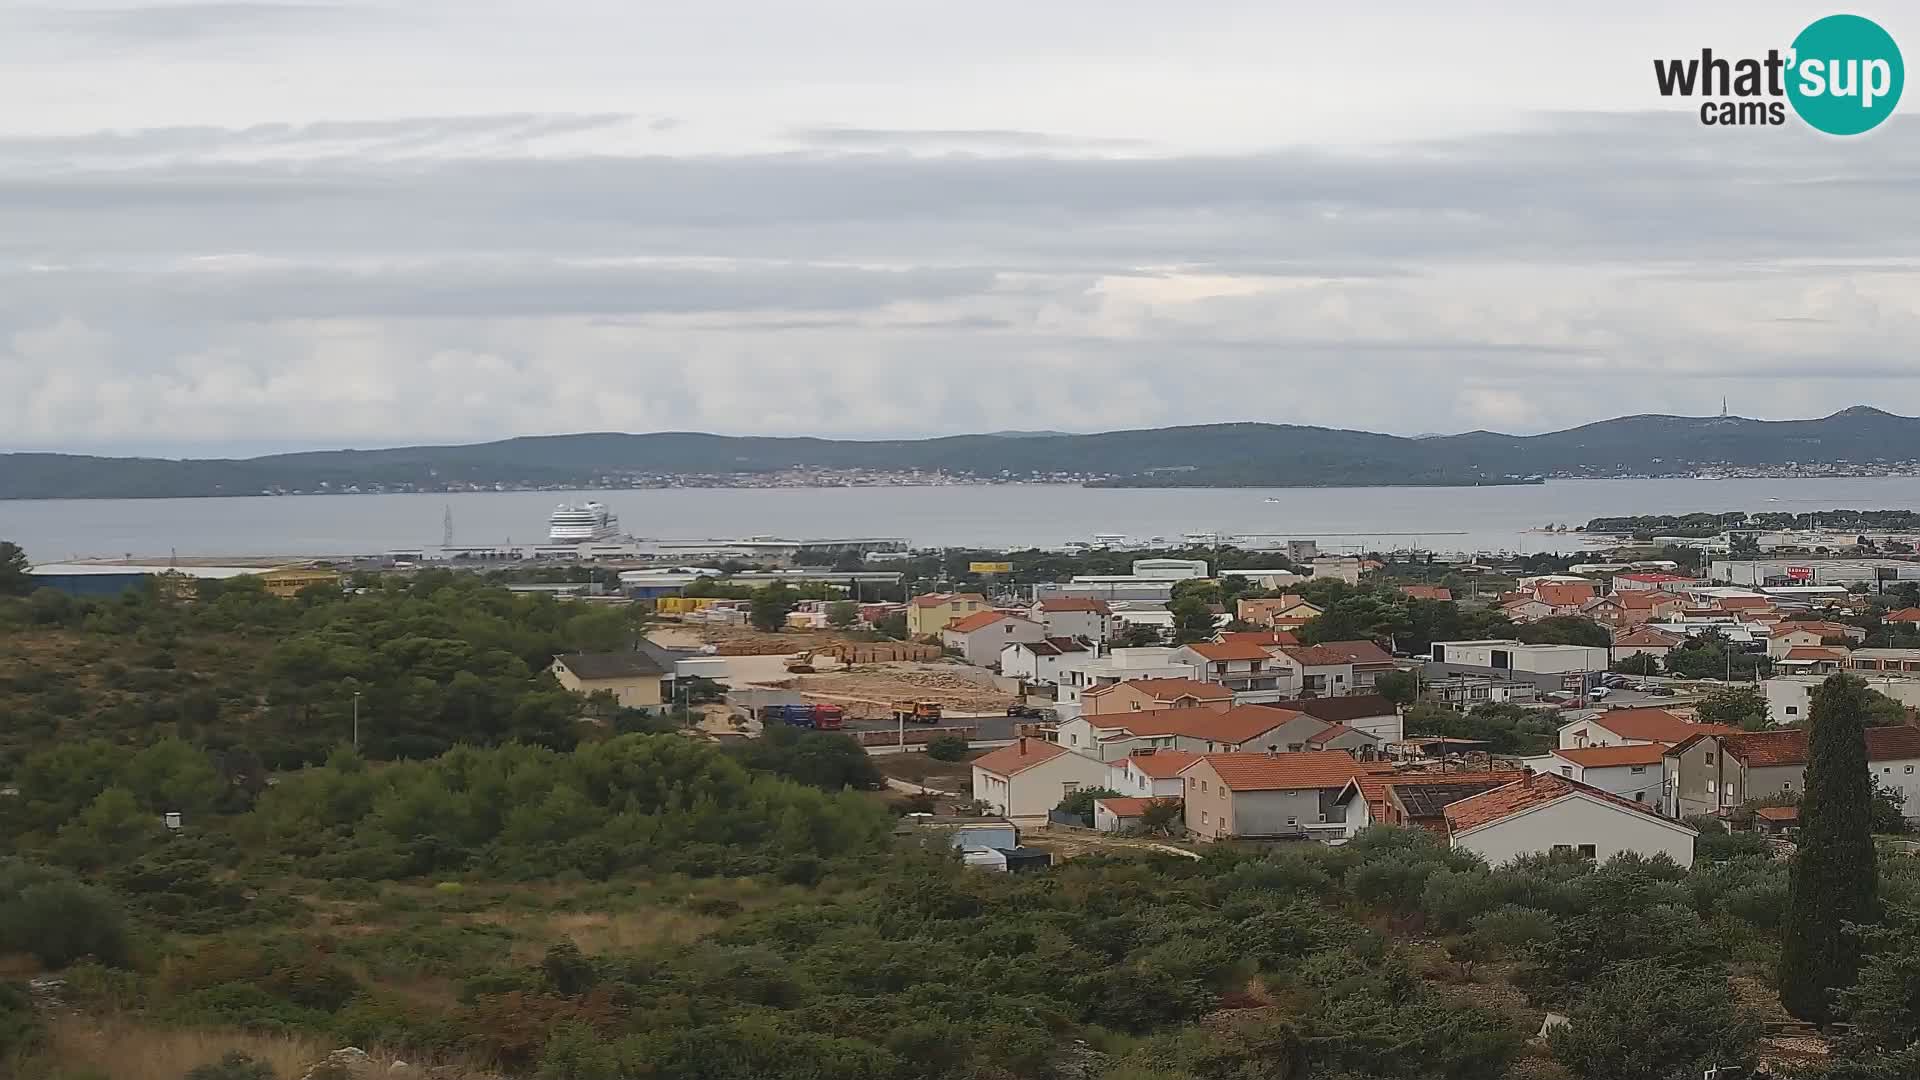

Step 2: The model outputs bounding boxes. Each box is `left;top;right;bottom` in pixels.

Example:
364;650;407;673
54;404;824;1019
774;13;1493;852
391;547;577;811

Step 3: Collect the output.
5;2;1920;453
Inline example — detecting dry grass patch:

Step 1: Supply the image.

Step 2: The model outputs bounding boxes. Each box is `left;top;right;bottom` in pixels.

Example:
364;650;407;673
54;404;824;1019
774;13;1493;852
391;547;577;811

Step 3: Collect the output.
501;908;725;961
43;1013;344;1080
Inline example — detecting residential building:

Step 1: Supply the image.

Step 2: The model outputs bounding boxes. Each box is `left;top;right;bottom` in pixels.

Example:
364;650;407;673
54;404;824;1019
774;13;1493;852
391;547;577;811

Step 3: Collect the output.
1886;607;1920;627
1081;677;1231;717
1558;708;1736;750
1849;648;1920;675
1269;645;1357;698
550;651;669;712
1776;645;1850;675
907;592;989;636
1533;581;1598;610
1030;597;1114;645
1258;693;1404;742
1093;796;1178;833
1612;626;1684;664
1181;751;1367;841
999;637;1091;685
1764;674;1920;726
1665;726;1920;820
1443;772;1698;868
1310;556;1363;584
1173;640;1283;701
970;737;1112;818
1058;704;1334;761
1236;596;1323;629
1521;744;1667;805
1334;769;1529;837
1036;579;1176;604
1056;647;1202;712
942;611;1047;666
1311;640;1398;692
1106;749;1203;798
1400;585;1453;602
1501;598;1555;623
1218;629;1300;649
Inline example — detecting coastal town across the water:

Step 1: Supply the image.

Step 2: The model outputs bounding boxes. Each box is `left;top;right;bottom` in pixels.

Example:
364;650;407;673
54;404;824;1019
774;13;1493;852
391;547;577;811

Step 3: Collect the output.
27;507;1920;871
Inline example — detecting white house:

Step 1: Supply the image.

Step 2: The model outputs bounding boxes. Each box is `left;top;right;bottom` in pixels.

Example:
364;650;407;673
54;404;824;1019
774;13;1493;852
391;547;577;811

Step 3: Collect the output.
1556;707;1735;750
1106;749;1202;798
1443;772;1698;868
999;637;1091;685
942;611;1047;667
1520;744;1667;806
1093;796;1178;833
1055;647;1200;712
970;738;1111;819
1030;597;1114;645
1173;640;1284;701
1269;646;1357;698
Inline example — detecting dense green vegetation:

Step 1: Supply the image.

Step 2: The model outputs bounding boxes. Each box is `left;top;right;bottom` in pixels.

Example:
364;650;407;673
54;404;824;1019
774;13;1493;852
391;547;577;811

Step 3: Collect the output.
1781;676;1879;1023
1587;508;1920;537
0;570;655;774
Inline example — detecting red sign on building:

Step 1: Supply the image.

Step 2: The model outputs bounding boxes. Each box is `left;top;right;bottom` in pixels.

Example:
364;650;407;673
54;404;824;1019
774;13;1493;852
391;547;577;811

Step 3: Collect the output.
1786;566;1814;582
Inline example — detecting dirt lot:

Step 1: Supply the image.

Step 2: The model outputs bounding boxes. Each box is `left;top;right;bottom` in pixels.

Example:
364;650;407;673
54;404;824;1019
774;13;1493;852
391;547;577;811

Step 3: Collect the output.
768;664;1015;716
876;750;982;791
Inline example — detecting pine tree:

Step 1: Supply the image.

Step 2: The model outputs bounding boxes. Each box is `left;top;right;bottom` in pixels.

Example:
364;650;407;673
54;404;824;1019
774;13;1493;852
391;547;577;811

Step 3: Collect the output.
1779;673;1880;1022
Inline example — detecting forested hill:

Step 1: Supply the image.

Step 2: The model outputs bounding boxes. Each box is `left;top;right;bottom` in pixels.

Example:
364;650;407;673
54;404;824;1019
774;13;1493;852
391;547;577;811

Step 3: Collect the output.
4;406;1916;498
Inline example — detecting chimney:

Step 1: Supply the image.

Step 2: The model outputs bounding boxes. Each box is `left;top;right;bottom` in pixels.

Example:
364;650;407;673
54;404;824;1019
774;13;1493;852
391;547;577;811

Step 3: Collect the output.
1018;737;1028;755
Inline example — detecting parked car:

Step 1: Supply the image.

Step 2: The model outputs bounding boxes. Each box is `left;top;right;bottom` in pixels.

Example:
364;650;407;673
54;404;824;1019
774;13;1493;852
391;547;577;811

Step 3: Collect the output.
1006;703;1047;718
1646;686;1677;697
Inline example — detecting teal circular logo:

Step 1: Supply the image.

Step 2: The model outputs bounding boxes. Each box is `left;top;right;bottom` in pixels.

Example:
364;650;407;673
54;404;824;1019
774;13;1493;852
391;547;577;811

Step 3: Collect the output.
1788;14;1904;135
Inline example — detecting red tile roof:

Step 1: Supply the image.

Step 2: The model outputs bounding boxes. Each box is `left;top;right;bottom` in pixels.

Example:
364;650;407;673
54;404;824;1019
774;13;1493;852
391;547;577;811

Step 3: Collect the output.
1781;646;1849;662
1123;750;1203;778
945;610;1034;634
1280;645;1356;667
1721;726;1920;767
1094;796;1176;818
1113;705;1303;744
1754;805;1799;822
1400;585;1453;601
1184;641;1275;662
1887;607;1920;624
1082;677;1232;703
1716;595;1773;610
1035;597;1112;613
970;738;1073;777
1535;582;1597;607
1616;591;1681;610
1307;723;1359;745
1193;751;1363;792
1553;743;1669;767
1443;771;1678;833
1314;639;1396;665
1585;708;1737;745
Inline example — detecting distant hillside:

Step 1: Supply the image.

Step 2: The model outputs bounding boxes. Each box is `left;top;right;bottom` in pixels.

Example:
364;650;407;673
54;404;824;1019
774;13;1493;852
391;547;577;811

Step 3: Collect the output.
3;407;1917;499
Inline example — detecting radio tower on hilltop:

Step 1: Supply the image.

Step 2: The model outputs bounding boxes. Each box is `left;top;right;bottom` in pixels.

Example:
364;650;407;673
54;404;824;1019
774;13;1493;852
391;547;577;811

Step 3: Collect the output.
1721;396;1729;418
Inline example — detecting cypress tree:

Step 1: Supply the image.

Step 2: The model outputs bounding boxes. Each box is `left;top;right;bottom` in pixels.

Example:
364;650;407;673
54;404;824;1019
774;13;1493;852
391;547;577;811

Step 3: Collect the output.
1778;673;1880;1022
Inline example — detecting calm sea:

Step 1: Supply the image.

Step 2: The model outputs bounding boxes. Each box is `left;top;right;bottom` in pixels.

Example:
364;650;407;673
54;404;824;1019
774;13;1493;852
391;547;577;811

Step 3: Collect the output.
9;477;1920;563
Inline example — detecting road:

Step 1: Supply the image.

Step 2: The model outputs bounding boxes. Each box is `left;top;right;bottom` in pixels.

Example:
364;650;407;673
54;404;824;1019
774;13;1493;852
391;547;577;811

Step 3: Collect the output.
724;685;1018;740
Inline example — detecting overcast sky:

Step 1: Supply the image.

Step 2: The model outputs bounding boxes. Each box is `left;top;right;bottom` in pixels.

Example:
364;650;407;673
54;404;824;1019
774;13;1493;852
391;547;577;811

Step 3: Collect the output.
4;1;1918;455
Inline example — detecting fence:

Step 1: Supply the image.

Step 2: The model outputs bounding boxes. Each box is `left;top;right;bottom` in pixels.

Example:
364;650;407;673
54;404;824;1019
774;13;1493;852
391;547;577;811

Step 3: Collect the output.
849;725;979;747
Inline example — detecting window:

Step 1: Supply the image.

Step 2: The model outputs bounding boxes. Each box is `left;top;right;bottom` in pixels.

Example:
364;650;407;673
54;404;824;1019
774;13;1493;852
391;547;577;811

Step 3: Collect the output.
1634;791;1646;802
1908;765;1915;774
1783;781;1792;791
1286;817;1298;827
1317;813;1328;823
1201;811;1209;825
1200;780;1208;794
1707;780;1716;794
1069;734;1078;746
1551;843;1572;854
1787;706;1799;715
1577;844;1597;859
1705;752;1714;764
1559;766;1573;778
1063;782;1079;795
1630;765;1646;774
1219;788;1225;801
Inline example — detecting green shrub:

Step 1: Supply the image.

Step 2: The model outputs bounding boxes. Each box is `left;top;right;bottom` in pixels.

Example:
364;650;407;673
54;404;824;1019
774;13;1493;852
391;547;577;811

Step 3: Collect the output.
0;861;132;968
925;735;969;762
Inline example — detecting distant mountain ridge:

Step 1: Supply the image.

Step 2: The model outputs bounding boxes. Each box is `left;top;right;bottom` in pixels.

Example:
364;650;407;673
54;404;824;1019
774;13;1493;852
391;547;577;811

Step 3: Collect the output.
4;407;1917;499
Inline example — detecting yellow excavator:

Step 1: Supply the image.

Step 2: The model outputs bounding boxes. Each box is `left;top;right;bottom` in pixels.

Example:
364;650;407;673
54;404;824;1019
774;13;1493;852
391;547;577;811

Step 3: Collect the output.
785;650;817;674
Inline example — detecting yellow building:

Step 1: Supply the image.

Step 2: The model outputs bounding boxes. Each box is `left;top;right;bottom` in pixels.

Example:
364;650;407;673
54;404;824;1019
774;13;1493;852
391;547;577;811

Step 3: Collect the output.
550;652;669;712
257;566;342;599
906;592;989;637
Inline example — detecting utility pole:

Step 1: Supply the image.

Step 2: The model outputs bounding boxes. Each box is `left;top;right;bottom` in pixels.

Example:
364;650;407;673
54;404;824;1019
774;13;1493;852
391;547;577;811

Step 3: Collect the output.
352;690;361;750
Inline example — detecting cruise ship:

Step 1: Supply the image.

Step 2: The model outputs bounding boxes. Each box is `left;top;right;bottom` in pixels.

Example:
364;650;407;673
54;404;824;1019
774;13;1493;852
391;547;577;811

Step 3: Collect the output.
548;502;621;543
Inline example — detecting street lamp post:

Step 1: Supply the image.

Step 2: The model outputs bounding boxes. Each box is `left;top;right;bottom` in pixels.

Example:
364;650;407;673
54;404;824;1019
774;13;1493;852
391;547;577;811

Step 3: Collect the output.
352;691;361;750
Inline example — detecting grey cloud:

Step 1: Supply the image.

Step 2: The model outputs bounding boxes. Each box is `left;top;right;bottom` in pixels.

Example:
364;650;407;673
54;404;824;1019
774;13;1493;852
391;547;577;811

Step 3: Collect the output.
789;126;1149;151
0;262;998;322
26;2;355;42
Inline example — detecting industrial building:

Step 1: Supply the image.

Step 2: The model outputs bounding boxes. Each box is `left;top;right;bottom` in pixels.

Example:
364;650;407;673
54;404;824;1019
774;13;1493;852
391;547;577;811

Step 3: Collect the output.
1712;558;1920;589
